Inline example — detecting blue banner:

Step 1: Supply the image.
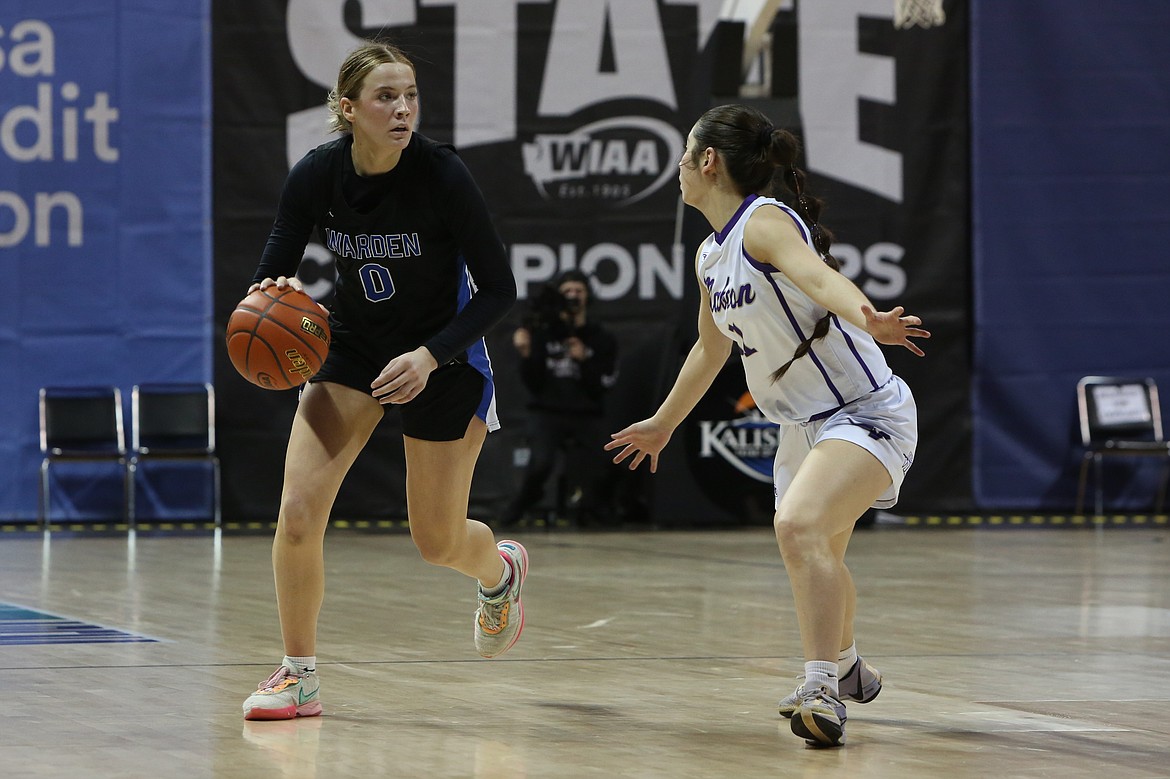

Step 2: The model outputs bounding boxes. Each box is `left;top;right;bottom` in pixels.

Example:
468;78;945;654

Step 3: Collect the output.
972;0;1170;509
0;1;211;521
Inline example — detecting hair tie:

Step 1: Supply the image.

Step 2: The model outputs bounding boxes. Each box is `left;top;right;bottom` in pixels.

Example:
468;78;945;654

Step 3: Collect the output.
758;125;774;149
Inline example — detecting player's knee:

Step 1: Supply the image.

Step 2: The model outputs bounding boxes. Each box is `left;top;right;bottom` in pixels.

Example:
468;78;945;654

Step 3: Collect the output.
773;503;824;559
276;492;329;545
412;526;460;567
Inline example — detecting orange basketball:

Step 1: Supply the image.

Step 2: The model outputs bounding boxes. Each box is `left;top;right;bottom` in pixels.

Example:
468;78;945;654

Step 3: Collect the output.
226;286;331;390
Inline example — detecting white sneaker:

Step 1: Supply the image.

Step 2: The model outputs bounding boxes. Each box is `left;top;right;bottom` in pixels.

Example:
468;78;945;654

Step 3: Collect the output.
242;660;322;720
474;540;528;658
778;658;882;717
789;683;847;747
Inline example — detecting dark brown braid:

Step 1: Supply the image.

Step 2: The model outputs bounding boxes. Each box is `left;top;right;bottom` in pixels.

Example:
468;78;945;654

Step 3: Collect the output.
690;104;841;385
768;148;840;384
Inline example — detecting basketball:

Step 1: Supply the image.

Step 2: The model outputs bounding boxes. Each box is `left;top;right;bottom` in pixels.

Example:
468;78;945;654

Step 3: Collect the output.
226;286;331;390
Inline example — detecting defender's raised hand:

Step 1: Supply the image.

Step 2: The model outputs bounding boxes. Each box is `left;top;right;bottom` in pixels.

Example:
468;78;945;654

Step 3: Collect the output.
862;304;930;357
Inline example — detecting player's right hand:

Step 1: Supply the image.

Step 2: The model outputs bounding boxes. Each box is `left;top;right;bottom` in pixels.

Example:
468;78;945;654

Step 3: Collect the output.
605;418;673;473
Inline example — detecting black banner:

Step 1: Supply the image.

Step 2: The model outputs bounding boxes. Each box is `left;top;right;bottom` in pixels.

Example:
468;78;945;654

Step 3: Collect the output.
212;0;970;522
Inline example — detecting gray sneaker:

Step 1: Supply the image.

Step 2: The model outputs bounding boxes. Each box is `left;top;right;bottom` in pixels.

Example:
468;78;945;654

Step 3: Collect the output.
474;540;528;658
242;660;322;720
778;658;882;717
789;683;847;747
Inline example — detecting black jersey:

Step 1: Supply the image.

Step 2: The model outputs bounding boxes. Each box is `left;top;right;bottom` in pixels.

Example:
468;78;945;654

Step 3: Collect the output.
253;133;516;367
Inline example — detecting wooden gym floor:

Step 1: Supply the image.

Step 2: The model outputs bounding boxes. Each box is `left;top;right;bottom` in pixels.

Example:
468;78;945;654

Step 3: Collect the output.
1;525;1167;778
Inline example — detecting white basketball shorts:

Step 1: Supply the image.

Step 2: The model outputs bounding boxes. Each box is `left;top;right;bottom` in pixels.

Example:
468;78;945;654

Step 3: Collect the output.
772;376;918;510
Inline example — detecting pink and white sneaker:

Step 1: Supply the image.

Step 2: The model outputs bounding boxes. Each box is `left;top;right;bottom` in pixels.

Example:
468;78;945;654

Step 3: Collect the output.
474;540;529;658
242;660;322;720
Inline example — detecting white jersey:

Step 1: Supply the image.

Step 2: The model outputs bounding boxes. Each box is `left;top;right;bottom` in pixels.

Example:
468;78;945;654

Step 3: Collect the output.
697;194;893;425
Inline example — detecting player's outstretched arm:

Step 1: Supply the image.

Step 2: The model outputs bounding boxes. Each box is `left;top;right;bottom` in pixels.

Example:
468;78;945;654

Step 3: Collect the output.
606;265;730;472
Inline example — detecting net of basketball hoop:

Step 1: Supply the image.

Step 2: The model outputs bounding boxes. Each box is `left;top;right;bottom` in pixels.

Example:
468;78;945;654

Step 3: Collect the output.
894;0;946;28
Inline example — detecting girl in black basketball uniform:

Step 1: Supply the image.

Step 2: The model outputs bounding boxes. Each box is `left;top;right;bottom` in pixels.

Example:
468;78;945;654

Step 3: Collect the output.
242;40;527;721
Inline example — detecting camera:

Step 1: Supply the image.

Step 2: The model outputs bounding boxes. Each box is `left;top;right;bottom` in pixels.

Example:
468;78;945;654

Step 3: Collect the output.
522;282;578;339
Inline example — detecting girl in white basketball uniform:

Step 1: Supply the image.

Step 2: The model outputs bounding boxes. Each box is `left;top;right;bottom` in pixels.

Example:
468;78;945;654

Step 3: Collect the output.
608;104;929;747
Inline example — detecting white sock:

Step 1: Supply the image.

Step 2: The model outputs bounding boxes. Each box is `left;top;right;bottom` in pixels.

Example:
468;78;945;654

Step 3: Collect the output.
804;660;839;697
285;655;316;674
838;642;858;675
480;557;513;597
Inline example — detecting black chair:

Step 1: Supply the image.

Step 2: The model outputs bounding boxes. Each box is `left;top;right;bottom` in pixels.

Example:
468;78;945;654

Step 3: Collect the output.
130;383;221;527
39;386;131;528
1075;376;1170;514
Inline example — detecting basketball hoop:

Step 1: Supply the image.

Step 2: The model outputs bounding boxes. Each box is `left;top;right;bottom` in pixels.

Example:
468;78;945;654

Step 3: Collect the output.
894;0;946;28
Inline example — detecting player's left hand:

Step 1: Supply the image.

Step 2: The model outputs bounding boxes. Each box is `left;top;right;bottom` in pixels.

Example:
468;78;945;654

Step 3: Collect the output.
372;347;438;405
862;304;930;357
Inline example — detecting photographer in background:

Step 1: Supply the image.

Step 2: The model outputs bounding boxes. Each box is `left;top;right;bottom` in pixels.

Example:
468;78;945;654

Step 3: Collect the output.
500;270;619;528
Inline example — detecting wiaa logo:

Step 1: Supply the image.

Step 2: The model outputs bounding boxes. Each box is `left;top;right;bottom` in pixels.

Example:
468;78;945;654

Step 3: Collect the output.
521;116;683;207
697;393;779;484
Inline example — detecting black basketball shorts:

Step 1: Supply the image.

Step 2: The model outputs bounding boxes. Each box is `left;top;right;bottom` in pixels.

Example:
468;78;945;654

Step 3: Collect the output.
310;336;487;442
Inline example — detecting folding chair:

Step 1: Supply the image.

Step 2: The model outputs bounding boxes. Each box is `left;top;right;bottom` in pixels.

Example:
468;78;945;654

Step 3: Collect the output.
39;386;131;529
130;383;221;527
1075;376;1170;514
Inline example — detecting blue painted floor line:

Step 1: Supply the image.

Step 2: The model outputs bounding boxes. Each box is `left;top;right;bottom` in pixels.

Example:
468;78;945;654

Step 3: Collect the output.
0;602;162;646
